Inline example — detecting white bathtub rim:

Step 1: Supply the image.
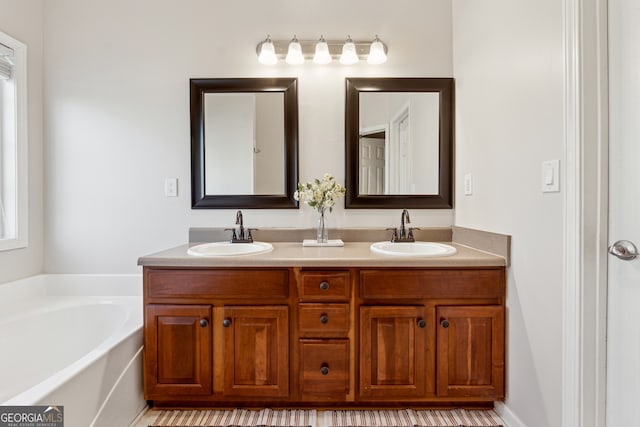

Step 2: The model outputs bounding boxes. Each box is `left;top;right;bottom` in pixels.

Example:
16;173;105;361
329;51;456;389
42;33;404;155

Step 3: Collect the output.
2;299;142;405
0;274;143;406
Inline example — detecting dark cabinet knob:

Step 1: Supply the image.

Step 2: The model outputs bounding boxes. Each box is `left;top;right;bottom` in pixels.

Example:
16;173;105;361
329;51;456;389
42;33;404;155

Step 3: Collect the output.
199;319;209;327
319;281;329;291
417;319;426;328
222;319;232;328
441;319;450;328
320;364;329;375
320;314;329;324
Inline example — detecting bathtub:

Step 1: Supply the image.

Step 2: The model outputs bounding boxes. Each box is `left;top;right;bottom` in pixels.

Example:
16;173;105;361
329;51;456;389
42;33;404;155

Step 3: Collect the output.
0;274;146;427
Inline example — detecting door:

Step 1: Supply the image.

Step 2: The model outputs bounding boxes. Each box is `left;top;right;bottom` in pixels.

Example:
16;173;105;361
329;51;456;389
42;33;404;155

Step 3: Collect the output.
144;304;212;397
436;306;504;398
359;306;427;399
606;0;640;424
222;306;289;398
359;135;386;195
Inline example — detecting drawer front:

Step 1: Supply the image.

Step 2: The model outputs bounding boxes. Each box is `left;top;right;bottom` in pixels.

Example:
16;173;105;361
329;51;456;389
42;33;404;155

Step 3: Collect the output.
146;268;289;299
299;271;350;301
299;339;350;399
298;304;349;337
360;269;505;300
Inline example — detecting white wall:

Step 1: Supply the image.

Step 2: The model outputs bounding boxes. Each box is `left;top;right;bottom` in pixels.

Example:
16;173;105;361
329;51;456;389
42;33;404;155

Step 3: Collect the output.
452;0;564;425
0;0;44;284
42;0;454;273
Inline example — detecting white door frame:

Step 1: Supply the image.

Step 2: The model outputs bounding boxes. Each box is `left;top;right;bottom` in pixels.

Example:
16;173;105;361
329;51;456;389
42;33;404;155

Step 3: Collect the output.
562;0;609;426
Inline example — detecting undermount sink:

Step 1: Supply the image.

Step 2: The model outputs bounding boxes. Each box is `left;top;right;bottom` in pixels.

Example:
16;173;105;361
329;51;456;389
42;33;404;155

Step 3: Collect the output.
187;241;273;257
370;241;457;257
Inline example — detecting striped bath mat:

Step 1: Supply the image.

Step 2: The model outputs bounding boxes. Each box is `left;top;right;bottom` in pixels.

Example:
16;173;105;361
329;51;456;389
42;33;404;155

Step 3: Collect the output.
149;409;315;427
147;408;503;427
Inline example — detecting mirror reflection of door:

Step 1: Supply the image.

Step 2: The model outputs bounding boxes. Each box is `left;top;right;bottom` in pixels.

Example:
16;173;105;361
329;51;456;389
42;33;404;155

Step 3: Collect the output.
359;128;387;195
359;92;440;195
204;92;285;195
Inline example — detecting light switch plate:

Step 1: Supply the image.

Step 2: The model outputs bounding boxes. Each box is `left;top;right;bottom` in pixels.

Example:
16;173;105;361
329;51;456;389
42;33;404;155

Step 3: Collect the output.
464;173;473;196
165;178;178;197
541;160;560;192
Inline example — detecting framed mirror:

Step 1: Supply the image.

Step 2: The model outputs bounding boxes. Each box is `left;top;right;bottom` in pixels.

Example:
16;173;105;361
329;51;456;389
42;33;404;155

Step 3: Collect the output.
190;78;299;208
345;77;454;208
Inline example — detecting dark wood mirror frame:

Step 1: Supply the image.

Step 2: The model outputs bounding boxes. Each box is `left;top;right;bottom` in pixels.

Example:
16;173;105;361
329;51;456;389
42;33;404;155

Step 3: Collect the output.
345;77;454;209
190;78;299;209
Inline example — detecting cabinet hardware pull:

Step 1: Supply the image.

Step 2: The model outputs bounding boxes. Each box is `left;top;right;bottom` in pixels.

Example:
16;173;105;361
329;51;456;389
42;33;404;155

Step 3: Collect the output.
199;319;209;327
417;319;426;328
320;314;329;324
320;364;330;375
222;319;232;327
319;281;330;290
441;319;449;328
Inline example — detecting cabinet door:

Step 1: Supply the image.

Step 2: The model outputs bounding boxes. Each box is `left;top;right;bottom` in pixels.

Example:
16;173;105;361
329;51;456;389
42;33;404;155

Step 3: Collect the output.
436;305;505;398
359;306;427;399
144;304;212;397
222;306;289;398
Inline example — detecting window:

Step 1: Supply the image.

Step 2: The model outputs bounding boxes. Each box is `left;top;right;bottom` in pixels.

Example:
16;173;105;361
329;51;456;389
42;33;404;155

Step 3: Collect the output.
0;31;27;251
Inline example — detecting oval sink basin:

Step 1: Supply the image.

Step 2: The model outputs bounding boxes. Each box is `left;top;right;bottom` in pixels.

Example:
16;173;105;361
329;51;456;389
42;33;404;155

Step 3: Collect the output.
370;241;457;257
187;241;273;257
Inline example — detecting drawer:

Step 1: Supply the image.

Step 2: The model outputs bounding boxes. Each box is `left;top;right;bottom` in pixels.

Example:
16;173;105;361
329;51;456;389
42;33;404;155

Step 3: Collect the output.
359;269;505;300
299;339;350;399
298;304;349;337
299;271;350;301
146;268;289;299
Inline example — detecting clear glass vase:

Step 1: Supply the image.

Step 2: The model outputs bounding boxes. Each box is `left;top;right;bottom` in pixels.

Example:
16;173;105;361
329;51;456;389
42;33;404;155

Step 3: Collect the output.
316;208;328;244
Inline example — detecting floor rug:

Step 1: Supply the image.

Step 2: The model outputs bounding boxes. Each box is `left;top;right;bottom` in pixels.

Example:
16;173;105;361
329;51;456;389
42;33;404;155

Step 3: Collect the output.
149;409;315;427
146;408;503;427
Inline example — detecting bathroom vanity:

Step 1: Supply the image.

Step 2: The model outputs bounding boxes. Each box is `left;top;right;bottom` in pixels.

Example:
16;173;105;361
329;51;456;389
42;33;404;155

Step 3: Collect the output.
138;239;506;408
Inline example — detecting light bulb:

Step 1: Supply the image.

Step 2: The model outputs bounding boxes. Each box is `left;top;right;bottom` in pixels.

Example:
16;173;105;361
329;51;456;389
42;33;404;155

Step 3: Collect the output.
313;36;332;64
257;36;277;65
367;36;387;65
286;36;304;65
340;36;358;65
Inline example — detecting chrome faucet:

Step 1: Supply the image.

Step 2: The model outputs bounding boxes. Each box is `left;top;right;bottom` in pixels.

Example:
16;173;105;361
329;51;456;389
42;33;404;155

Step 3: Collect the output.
226;210;255;243
388;209;418;242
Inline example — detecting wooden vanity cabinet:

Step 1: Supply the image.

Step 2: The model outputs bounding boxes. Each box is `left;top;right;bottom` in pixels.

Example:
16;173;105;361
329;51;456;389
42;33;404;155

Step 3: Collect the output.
358;268;505;402
143;265;505;407
143;268;291;404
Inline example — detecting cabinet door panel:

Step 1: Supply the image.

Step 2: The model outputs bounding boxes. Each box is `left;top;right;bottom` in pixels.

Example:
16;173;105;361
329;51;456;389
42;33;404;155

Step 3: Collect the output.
145;304;212;397
359;306;427;399
436;305;504;398
223;306;289;397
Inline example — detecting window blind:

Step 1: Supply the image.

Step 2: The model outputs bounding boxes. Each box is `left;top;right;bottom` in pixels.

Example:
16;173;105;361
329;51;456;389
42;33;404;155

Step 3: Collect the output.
0;42;14;80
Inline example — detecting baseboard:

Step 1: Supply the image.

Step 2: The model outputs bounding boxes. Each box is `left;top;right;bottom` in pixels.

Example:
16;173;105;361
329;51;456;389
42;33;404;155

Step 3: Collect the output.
494;402;526;427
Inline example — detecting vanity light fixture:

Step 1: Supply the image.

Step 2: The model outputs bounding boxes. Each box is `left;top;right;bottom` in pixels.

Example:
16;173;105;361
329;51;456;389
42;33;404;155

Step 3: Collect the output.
367;35;387;64
339;36;359;65
257;35;278;65
313;36;332;64
255;35;388;65
285;35;304;65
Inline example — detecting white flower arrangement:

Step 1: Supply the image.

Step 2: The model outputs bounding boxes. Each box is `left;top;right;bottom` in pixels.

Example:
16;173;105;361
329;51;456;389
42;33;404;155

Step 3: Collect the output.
294;173;346;213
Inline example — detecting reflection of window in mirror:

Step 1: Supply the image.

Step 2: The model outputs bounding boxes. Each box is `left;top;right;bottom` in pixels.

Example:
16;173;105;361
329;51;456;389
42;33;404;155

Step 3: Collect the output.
204;93;285;195
359;92;440;195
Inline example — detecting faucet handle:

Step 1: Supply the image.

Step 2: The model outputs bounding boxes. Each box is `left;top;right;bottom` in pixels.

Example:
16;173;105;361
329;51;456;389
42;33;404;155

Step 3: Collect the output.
246;228;258;242
408;227;420;241
224;228;237;242
386;227;398;242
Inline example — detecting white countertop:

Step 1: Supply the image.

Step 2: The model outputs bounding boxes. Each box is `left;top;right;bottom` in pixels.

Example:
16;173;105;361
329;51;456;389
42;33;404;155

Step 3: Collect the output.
137;241;506;268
